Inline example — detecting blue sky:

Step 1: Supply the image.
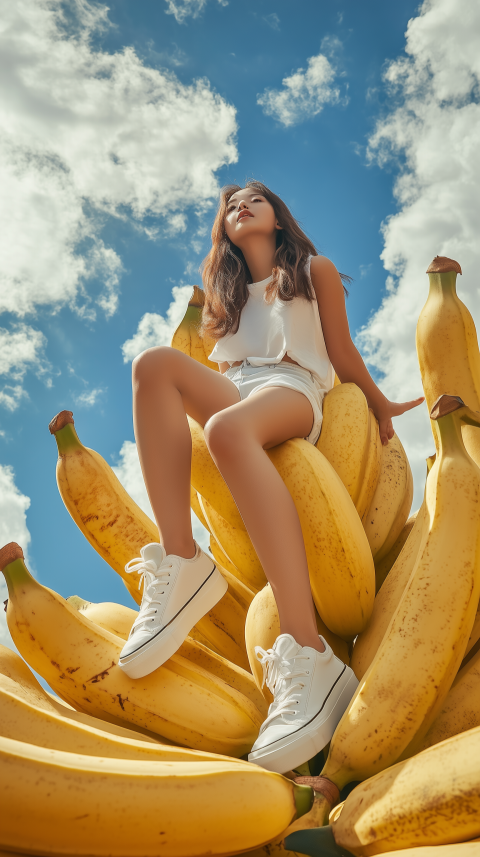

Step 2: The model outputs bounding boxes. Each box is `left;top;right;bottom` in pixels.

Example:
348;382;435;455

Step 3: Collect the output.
1;0;480;656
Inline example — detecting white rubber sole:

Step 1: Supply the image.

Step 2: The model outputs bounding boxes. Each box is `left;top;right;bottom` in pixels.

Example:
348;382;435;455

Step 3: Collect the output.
248;666;359;774
118;567;228;679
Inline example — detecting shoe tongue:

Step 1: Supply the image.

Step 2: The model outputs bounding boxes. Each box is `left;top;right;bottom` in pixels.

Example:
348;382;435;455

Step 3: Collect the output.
141;543;166;567
273;634;302;659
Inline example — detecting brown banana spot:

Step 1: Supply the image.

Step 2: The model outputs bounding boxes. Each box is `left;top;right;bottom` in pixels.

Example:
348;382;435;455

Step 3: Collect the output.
426;256;462;274
117;693;127;711
0;542;24;569
49;410;74;434
86;661;116;684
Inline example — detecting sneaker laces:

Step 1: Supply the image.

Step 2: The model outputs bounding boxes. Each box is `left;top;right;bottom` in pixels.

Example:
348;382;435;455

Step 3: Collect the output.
125;555;172;634
255;645;311;731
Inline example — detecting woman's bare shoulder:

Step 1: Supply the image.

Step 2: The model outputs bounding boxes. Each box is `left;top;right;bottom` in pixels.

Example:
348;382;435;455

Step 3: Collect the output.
309;255;344;297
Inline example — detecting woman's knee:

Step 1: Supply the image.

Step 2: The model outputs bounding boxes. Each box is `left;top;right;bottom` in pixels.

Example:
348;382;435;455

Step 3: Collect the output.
204;411;245;457
132;345;175;388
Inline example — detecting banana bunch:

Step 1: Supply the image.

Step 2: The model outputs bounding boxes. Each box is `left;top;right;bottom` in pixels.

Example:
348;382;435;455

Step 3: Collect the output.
330;724;480;853
0;734;313;857
67;595;268;715
49;410;251;672
308;395;480;825
0;543;263;756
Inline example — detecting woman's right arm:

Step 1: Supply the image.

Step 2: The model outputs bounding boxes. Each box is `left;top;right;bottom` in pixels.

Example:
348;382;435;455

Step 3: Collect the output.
218;362;229;375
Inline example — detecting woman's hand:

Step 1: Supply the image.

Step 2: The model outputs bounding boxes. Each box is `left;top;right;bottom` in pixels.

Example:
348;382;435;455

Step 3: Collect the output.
374;396;425;446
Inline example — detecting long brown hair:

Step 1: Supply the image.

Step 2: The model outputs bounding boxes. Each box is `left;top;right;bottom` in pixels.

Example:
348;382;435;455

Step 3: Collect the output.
199;180;350;340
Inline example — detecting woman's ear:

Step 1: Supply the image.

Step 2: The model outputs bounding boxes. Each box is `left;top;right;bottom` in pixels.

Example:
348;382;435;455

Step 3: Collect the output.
275;222;282;230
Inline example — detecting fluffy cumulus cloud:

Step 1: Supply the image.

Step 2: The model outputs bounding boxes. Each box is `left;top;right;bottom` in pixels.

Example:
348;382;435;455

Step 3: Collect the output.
0;465;31;649
358;0;480;509
0;0;238;319
257;53;341;127
0;324;49;411
113;441;209;551
164;0;227;24
122;285;194;362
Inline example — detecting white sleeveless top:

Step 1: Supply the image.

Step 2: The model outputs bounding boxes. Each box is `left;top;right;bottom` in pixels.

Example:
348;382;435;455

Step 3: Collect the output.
207;256;335;393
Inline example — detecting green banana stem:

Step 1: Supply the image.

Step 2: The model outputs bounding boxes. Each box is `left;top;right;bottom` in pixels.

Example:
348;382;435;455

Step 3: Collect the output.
53;423;83;455
427;270;458;299
2;558;34;598
292;782;314;818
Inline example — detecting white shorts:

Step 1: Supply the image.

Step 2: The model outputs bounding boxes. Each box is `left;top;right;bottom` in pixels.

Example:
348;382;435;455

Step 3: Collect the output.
224;359;326;445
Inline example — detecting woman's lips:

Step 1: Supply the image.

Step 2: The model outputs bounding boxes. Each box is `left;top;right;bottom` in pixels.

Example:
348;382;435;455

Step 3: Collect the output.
237;211;253;222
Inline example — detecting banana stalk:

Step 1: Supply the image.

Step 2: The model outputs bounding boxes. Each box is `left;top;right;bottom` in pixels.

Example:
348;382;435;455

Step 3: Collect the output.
0;544;263;756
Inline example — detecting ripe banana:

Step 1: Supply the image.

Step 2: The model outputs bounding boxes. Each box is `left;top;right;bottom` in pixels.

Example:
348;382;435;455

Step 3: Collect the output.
0;735;313;857
1;543;263;756
363;432;413;564
350;497;427;679
416;256;480;464
191;418;375;640
0;645;246;763
331;725;480;854
67;595;267;715
315;383;382;520
171;284;219;370
317;395;480;815
417;646;480;752
373;508;418;593
49;409;250;670
245;584;350;703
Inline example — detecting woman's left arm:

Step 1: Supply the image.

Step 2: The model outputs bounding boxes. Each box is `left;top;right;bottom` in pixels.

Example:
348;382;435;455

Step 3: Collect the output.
310;256;425;446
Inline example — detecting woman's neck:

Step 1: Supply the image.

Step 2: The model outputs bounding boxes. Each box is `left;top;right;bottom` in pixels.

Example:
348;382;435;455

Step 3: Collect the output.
241;235;277;284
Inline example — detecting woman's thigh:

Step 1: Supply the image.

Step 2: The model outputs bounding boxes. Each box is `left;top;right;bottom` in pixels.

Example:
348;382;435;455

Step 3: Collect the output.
133;346;241;427
206;386;315;451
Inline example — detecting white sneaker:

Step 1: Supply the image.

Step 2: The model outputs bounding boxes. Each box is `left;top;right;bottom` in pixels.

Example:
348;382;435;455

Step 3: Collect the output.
248;634;358;774
118;541;227;679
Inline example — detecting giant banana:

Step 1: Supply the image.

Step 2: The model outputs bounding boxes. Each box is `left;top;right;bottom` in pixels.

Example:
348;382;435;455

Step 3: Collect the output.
0;645;247;763
313;395;480;822
68;595;267;715
363;432;413;564
417;645;480;752
350;497;427;679
49;410;250;670
245;584;350;703
0;735;313;857
1;543;263;756
171;284;219;371
331;725;480;854
315;383;382;521
373;508;418;593
417;256;480;464
190;419;375;640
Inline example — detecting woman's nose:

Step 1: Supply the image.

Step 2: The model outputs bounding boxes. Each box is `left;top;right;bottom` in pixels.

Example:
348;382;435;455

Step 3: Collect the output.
237;200;248;210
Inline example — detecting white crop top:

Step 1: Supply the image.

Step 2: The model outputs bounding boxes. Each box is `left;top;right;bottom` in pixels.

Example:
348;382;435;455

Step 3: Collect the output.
208;256;335;393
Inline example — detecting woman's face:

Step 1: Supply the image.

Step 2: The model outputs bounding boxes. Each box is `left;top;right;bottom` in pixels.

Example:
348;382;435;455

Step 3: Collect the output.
224;187;280;248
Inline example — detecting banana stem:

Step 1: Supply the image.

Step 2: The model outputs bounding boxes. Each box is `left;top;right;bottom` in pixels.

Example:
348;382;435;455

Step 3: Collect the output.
292;782;314;819
2;558;34;598
427;270;458;298
435;411;467;460
53;423;83;455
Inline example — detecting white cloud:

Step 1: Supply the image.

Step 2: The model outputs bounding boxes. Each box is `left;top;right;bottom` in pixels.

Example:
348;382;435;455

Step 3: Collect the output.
164;0;227;24
122;285;194;362
0;0;238;319
0;324;49;411
74;387;106;407
113;441;209;552
0;464;31;650
357;0;480;511
257;53;341;127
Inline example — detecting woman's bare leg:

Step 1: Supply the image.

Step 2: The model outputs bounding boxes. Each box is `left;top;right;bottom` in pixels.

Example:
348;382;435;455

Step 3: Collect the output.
204;387;324;653
132;346;241;559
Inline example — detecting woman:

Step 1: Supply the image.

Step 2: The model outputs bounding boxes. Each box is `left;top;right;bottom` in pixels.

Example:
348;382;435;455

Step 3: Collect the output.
117;181;424;773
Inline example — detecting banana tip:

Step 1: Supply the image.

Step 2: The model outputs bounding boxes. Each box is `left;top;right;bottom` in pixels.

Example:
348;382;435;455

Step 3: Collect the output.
426;256;462;274
430;394;465;420
0;542;24;571
49;410;74;434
